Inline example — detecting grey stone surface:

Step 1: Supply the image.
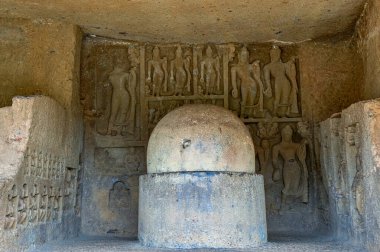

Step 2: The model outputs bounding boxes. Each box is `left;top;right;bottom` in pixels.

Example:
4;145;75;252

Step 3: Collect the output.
320;99;380;251
139;172;266;249
147;104;255;173
33;234;367;252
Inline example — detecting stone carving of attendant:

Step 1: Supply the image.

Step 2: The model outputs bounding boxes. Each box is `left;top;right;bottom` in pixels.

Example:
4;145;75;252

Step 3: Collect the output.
272;125;308;211
146;46;168;96
107;64;130;135
170;46;191;96
231;47;266;118
200;46;221;95
264;46;299;117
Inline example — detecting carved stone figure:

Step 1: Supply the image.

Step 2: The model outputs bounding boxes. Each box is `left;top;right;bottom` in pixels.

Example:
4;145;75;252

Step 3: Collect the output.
37;151;43;177
200;46;221;95
256;139;271;174
4;185;18;229
18;183;28;225
29;184;39;223
43;152;49;179
39;185;48;222
30;150;37;177
231;47;265;118
24;148;31;176
106;64;131;136
264;46;299;117
146;46;168;96
47;186;54;222
272;125;308;211
53;188;62;221
127;47;139;134
170;46;191;96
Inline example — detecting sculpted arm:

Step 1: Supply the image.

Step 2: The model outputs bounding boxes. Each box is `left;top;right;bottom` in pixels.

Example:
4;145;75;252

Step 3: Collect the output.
216;57;221;90
162;58;168;91
170;60;174;81
285;59;298;93
297;143;308;180
272;145;281;181
200;60;205;82
146;60;152;81
263;65;272;97
231;67;238;98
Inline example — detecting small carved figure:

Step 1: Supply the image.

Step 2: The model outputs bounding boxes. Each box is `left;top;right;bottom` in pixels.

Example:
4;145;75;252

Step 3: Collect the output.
272;125;308;211
46;186;54;222
200;46;221;95
30;150;37;177
256;139;271;174
53;188;62;221
43;152;49;179
24;148;31;176
39;185;48;222
4;185;18;229
64;168;75;197
18;184;28;225
170;46;191;96
264;46;299;117
37;151;43;177
146;46;168;96
231;47;265;118
29;184;39;223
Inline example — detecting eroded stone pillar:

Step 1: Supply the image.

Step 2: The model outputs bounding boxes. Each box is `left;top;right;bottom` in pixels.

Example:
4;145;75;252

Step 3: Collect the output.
138;104;267;248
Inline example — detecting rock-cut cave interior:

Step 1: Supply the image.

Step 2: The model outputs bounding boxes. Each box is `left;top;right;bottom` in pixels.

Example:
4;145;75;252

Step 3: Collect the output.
1;0;380;251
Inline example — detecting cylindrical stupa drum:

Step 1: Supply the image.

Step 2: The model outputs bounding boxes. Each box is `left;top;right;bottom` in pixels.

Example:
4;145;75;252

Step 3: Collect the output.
139;104;267;249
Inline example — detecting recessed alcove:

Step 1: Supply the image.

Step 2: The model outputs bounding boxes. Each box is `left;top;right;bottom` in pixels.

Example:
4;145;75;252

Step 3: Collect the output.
1;1;380;251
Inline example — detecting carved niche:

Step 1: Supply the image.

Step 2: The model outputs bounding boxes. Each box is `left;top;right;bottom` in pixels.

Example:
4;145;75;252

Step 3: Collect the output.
81;39;305;233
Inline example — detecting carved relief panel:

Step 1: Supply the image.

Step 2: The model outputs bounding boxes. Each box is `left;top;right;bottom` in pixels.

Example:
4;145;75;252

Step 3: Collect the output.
81;37;305;236
3;147;73;231
228;45;301;121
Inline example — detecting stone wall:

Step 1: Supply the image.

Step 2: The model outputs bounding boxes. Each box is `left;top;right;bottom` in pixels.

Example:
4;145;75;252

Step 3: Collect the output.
299;39;363;122
0;17;83;250
320;99;380;252
0;17;83;169
0;96;80;251
355;0;380;99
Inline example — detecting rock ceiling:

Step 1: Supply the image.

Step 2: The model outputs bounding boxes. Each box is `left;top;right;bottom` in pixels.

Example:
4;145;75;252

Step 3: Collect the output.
0;0;367;43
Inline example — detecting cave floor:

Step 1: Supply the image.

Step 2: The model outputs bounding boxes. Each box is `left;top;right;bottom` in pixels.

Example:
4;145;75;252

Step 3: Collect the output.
32;233;367;252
